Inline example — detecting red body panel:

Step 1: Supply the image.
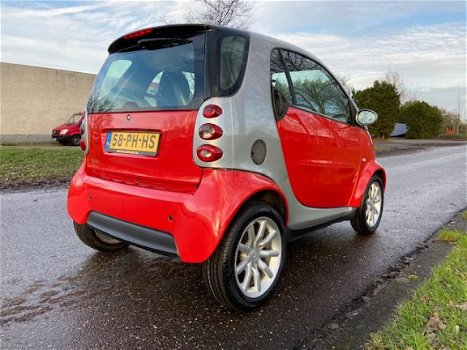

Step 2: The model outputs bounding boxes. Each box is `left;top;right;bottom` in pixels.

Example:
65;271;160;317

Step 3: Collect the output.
347;125;386;207
53;121;81;134
52;116;83;137
68;167;287;263
85;111;202;192
277;107;365;208
349;160;386;207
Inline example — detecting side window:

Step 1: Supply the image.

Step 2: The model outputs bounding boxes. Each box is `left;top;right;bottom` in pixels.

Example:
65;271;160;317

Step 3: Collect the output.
270;49;292;103
220;36;248;92
282;51;351;123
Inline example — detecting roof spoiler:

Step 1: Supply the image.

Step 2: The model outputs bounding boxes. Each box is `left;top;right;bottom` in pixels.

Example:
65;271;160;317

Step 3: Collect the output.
108;24;212;53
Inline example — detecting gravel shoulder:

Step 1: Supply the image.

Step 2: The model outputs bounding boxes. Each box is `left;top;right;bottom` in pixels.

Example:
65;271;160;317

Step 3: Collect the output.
374;139;466;157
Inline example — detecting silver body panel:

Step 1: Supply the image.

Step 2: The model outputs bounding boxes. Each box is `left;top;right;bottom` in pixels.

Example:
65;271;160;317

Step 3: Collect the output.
193;32;355;230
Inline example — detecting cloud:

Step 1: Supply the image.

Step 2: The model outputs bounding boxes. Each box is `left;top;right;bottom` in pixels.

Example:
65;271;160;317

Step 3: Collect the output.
1;1;465;115
273;22;465;88
0;1;188;72
251;0;466;36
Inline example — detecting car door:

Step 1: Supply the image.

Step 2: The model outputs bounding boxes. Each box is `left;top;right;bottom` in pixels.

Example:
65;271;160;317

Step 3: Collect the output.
271;49;363;208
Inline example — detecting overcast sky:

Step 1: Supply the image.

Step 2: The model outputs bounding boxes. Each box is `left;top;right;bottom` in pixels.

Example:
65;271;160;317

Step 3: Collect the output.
1;0;466;116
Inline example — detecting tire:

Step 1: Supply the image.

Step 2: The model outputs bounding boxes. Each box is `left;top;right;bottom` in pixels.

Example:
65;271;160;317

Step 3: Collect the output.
70;135;81;146
351;175;384;235
202;201;286;311
73;222;129;251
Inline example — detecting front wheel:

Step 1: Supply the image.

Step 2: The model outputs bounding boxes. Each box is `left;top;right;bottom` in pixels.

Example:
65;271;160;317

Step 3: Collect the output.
351;176;384;235
70;135;81;146
73;222;129;251
203;201;286;311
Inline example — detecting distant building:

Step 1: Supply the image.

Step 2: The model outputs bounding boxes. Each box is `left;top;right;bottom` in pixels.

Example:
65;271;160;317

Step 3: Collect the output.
0;62;96;143
390;123;408;137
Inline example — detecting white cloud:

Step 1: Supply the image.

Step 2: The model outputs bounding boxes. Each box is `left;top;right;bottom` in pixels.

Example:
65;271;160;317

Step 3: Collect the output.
0;0;465;115
272;22;466;88
0;1;188;72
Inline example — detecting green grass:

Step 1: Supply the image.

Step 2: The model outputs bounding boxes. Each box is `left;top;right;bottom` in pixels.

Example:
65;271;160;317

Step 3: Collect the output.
438;229;465;242
374;145;388;154
0;146;83;189
438;134;467;141
367;229;467;349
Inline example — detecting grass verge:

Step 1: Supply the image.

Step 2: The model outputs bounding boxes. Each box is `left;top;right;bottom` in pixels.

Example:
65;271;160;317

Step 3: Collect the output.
0;146;83;190
367;226;467;349
438;134;467;141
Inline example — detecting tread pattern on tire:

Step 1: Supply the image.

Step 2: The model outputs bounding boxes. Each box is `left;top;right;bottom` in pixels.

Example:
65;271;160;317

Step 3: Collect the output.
202;201;286;311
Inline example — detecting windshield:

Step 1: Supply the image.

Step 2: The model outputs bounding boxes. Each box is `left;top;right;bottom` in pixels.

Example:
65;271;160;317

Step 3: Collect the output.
88;33;205;113
66;113;82;124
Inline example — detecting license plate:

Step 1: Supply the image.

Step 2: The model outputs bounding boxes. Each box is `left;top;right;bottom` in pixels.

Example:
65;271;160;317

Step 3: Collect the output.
105;131;160;156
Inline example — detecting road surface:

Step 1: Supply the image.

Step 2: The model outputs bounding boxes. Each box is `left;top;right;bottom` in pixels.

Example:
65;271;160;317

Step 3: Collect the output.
1;145;466;349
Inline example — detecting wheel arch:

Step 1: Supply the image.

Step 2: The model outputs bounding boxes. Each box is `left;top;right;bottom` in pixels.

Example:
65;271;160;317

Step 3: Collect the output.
218;189;289;251
174;170;289;263
349;160;386;207
247;190;288;223
373;169;386;191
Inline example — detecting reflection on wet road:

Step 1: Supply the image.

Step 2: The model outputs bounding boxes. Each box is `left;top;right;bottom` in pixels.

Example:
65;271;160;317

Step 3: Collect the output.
1;146;466;349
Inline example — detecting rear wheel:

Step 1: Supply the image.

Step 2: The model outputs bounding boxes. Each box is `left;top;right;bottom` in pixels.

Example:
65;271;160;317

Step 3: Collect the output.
73;222;129;251
351;176;384;235
203;201;286;310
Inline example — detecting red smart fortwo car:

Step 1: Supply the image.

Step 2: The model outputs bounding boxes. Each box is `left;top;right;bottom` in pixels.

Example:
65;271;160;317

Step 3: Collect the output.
68;25;385;310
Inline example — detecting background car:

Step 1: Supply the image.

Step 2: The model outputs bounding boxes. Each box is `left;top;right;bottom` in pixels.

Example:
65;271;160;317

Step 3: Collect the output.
52;112;83;146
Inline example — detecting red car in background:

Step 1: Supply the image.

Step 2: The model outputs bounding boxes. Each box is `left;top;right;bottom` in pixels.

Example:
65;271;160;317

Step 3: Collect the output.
52;112;83;146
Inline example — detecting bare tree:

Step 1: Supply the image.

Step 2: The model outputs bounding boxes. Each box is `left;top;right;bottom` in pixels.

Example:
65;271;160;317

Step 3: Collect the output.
441;109;462;134
456;86;466;121
186;0;252;29
404;87;420;102
385;70;406;102
335;74;352;94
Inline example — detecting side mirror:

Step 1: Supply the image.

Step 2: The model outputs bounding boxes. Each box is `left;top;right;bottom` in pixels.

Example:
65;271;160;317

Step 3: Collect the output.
356;109;378;126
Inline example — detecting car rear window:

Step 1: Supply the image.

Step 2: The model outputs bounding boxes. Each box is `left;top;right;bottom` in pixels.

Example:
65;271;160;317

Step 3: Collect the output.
87;33;205;113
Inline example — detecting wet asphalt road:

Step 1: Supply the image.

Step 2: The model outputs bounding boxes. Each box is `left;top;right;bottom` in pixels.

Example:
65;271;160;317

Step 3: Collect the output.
1;145;466;349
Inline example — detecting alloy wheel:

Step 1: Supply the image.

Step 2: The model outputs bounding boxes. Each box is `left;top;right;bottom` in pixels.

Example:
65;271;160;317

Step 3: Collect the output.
234;216;282;299
365;182;382;227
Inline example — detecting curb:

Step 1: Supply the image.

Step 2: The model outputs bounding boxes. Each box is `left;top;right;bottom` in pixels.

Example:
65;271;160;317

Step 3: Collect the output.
304;209;466;349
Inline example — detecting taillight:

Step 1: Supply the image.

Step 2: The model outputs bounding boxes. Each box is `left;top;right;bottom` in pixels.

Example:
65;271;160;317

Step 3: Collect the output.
203;105;223;118
81;108;89;155
197;145;223;162
124;28;153;40
199;123;223;140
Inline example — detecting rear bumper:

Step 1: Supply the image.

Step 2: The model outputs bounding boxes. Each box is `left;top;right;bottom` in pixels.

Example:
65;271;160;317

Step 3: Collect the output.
67;164;286;263
88;211;178;257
